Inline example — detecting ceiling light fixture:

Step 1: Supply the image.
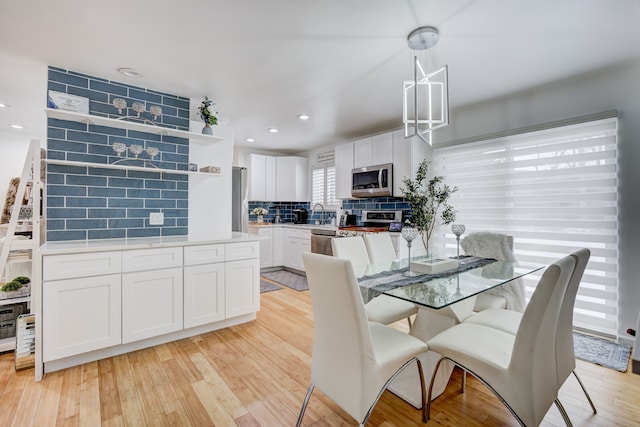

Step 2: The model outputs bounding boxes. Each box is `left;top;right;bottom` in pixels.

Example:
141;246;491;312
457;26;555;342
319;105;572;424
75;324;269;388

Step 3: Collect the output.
297;114;310;120
268;128;279;133
118;67;142;78
0;103;8;108
245;138;255;142
10;124;23;129
403;26;449;146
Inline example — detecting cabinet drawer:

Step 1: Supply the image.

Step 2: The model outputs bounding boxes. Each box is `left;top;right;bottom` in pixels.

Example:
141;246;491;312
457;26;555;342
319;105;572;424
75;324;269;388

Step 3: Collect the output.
43;251;121;281
122;247;183;272
184;244;225;266
287;228;311;240
225;241;259;261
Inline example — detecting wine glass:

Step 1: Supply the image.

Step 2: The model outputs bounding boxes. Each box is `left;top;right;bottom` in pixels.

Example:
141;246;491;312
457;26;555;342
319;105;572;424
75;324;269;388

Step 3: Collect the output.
129;144;143;158
401;224;419;277
451;224;466;260
132;101;146;117
146;146;159;160
112;98;127;114
111;142;127;157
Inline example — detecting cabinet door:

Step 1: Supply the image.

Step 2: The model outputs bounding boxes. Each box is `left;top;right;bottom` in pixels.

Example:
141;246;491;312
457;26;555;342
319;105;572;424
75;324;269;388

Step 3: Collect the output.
122;267;183;344
184;263;225;328
335;142;354;199
265;155;276;201
226;258;260;317
258;227;274;268
275;157;296;201
249;154;266;201
43;274;121;362
353;137;373;168
371;132;393;166
272;227;284;266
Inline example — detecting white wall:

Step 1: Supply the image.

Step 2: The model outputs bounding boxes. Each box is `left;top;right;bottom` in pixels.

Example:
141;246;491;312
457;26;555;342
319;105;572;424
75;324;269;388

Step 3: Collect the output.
436;59;640;343
188;118;233;235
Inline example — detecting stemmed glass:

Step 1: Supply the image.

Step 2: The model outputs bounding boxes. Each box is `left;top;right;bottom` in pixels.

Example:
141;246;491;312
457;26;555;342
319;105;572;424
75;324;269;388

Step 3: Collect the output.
129;144;143;159
112;142;127;157
401;224;419;277
451;224;466;260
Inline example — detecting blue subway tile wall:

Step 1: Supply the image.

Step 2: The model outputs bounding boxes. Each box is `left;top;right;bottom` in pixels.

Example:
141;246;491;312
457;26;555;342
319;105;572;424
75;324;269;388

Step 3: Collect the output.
46;67;190;241
342;197;411;225
248;201;315;224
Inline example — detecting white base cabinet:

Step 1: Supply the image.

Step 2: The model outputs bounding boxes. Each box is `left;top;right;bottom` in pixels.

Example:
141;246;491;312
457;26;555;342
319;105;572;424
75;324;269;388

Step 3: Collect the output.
43;274;121;362
184;263;225;328
226;258;260;318
122;267;183;344
39;239;260;373
284;228;311;271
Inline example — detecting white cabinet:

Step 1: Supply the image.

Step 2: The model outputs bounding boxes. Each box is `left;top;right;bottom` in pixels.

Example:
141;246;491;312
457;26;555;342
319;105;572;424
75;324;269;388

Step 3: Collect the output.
276;156;308;201
258;227;274;268
248;154;276;201
335;142;354;199
353;133;393;168
184;243;226;328
250;154;307;202
392;129;431;197
272;227;284;266
284;228;311;271
43;274;121;361
184;263;225;328
226;258;260;317
122;267;183;344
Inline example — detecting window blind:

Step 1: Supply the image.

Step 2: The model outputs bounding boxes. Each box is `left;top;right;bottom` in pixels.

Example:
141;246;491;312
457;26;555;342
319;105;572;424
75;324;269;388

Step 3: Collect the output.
312;165;339;208
433;118;618;337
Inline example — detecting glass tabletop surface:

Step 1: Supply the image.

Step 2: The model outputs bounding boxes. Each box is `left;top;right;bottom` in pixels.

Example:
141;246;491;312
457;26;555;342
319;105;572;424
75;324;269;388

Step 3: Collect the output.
355;257;545;309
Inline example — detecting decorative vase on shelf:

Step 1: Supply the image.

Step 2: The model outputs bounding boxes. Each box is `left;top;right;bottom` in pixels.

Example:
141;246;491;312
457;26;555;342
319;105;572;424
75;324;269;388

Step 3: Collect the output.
202;123;213;135
257;215;264;223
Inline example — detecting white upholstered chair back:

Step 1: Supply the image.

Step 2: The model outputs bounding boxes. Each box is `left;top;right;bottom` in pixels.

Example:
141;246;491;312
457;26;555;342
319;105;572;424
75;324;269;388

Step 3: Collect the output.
556;248;590;385
509;254;576;425
331;236;370;266
300;253;428;424
363;232;397;263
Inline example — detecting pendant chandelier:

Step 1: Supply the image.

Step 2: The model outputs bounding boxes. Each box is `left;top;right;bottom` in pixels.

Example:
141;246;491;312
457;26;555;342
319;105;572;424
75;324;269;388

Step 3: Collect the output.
403;26;449;145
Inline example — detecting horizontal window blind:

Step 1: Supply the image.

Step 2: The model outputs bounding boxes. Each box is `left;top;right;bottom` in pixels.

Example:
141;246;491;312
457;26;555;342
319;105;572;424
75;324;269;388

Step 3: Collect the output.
312;165;339;209
433;118;618;337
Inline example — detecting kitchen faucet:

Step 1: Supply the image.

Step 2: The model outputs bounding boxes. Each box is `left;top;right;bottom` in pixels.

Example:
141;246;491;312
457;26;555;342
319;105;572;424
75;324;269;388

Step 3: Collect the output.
312;203;325;225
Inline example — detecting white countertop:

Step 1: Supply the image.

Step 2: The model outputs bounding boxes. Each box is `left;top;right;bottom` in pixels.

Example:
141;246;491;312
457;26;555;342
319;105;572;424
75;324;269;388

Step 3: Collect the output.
248;222;338;231
38;232;263;255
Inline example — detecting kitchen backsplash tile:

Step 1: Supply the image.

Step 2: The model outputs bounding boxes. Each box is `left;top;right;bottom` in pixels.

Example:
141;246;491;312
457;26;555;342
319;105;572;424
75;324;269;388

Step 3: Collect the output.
46;67;191;241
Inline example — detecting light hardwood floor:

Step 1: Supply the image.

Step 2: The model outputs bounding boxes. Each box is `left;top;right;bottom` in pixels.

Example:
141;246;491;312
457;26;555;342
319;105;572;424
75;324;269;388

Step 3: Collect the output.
1;285;639;426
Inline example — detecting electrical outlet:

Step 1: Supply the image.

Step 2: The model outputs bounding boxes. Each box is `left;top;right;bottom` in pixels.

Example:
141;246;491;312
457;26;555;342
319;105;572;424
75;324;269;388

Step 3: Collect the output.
149;212;164;225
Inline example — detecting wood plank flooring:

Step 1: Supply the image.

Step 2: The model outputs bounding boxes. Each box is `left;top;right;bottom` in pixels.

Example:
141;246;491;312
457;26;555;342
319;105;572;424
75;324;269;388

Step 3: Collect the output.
1;285;639;426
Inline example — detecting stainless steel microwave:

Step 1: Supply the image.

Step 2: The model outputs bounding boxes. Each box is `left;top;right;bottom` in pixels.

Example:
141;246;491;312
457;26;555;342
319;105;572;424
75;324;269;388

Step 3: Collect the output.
351;163;393;198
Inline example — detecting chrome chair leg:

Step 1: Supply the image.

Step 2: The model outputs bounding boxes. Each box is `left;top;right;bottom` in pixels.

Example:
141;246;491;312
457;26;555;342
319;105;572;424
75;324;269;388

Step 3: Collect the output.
555;398;574;427
572;370;597;413
296;384;315;427
407;315;413;329
415;358;428;422
461;369;467;392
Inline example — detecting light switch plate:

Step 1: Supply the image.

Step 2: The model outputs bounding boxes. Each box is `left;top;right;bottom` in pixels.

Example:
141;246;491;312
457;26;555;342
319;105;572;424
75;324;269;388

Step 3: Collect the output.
149;212;164;225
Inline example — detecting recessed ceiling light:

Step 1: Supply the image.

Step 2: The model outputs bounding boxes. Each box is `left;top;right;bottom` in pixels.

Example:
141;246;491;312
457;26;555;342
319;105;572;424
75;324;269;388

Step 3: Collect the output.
268;128;279;133
10;124;23;129
0;103;8;108
118;67;142;78
297;114;310;120
245;138;255;142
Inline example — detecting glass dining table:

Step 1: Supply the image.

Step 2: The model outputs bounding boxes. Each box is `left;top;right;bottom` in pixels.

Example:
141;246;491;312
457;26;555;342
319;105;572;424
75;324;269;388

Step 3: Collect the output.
352;255;545;407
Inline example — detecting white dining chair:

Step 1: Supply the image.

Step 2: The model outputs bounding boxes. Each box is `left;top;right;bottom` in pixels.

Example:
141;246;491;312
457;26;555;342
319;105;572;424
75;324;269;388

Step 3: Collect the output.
332;236;418;327
297;252;428;426
460;232;526;312
426;253;577;426
464;248;597;417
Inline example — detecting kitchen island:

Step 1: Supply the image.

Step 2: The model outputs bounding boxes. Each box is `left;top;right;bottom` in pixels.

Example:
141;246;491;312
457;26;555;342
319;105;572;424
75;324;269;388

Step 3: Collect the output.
34;232;263;380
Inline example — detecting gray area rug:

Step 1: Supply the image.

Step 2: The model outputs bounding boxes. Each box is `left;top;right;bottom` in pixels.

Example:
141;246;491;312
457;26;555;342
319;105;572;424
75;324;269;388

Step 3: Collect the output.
574;332;631;372
261;270;309;291
260;280;282;293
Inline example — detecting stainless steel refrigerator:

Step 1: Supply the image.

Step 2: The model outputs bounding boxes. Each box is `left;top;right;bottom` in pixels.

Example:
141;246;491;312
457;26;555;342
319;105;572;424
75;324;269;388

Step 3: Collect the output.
232;167;248;232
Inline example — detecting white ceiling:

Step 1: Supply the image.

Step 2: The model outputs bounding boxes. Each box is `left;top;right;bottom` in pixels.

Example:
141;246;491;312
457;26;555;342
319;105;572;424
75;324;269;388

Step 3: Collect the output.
0;0;639;153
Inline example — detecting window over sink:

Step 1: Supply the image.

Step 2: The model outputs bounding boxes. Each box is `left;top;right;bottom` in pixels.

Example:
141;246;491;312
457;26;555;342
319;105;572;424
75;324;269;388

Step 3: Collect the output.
312;164;339;209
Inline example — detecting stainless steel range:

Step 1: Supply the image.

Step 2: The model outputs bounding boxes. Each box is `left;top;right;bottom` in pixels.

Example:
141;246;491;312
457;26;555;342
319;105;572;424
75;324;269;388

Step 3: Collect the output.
310;210;403;255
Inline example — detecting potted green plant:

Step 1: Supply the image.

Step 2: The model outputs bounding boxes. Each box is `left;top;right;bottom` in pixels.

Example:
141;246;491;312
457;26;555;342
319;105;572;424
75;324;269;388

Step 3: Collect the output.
400;159;457;256
198;96;219;135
